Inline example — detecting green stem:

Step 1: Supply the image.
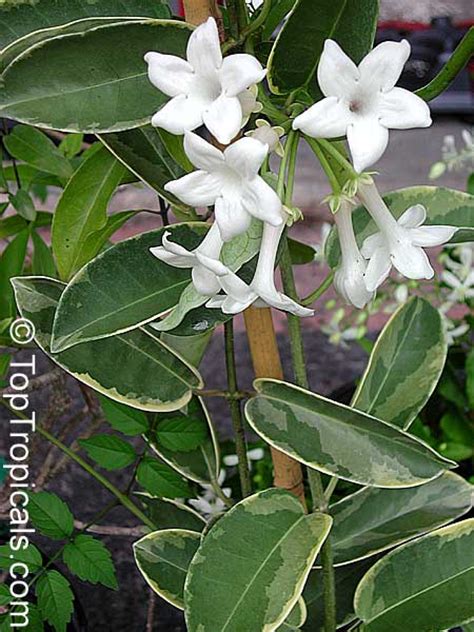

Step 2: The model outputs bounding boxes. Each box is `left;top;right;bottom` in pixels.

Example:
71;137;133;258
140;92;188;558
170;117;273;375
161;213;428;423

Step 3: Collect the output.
305;137;341;193
224;319;252;497
416;28;474;101
302;271;335;306
277;135;337;632
222;0;271;52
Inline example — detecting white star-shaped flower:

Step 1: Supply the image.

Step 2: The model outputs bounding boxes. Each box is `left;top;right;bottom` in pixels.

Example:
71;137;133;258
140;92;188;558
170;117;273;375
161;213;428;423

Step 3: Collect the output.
197;222;313;317
145;17;266;144
150;222;222;296
359;192;457;292
333;202;374;308
164;132;283;242
293;39;432;172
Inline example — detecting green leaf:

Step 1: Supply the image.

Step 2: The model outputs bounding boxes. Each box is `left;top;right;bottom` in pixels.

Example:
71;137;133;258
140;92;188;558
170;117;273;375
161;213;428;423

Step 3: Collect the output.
157;128;194;172
303;559;374;631
328;471;472;566
161;329;213;366
287;238;316;265
440;411;474;447
279;598;307;630
0;20;192;133
134;529;201;609
81;209;137;260
466;348;474;410
185;489;332;632
32;231;56;277
325;187;474;268
0;0;170;49
3;125;72;179
99;395;149;435
51;223;208;352
267;0;378;94
51;146;126;280
137;494;206;532
0;543;42;573
354;519;474;632
148;397;220;485
78;434;137;470
99;125;187;208
35;570;74;632
59;133;84;158
0;229;28;318
0;352;11;378
0;585;9;607
351;297;447;429
0;210;51;240
63;534;118;589
262;0;297;39
245;379;454;488
137;457;192;499
12;276;202;411
155;416;208;453
28;491;74;540
8;189;36;221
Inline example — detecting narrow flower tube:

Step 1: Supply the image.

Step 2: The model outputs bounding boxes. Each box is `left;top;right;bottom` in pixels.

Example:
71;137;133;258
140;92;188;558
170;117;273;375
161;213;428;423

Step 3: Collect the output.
150;222;223;296
357;180;457;291
333;201;374;308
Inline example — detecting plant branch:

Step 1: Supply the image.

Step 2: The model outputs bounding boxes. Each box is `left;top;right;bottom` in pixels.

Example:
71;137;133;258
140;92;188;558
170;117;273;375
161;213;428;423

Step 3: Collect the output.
416;27;474;102
302;271;335;306
224;319;252;497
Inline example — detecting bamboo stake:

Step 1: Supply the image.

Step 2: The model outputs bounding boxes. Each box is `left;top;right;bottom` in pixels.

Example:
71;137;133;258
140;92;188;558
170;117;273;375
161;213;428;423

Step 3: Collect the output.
182;0;306;507
244;307;306;507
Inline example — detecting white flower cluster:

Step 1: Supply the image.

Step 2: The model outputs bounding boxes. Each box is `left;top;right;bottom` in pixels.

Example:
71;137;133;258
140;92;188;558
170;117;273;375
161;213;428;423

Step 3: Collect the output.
145;18;457;314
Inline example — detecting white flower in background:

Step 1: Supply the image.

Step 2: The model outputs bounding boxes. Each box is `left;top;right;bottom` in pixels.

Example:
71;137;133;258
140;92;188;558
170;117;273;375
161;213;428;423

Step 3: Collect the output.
145;17;266;144
223;447;264;468
150;222;222;296
246;119;284;157
198;221;314;317
239;85;263;127
165;132;283;241
189;470;231;518
358;181;457;291
442;268;474;303
333;201;374;308
293;39;431;172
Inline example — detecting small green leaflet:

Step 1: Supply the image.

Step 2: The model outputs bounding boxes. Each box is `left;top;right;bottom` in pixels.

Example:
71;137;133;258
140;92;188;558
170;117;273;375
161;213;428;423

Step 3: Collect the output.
0;543;42;572
155;415;208;452
79;434;137;470
63;534;118;589
28;491;74;540
99;395;149;435
36;570;74;632
137;458;192;499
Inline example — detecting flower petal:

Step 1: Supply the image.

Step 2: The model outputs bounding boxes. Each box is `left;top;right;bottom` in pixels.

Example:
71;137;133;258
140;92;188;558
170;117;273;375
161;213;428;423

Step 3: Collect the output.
224;137;267;178
144;52;194;97
379;87;432;129
164;171;221;206
347;117;389;172
220;54;266;97
293;96;352;138
364;246;392;291
398;204;426;228
149;246;193;268
359;40;411;92
361;231;384;258
192;265;221;295
151;94;204;135
202;93;242;145
186;17;222;78
409;225;457;247
391;243;434;280
317;39;359;99
183;131;224;171
257;288;314;317
334;265;374;309
241;176;283;226
214;195;251;241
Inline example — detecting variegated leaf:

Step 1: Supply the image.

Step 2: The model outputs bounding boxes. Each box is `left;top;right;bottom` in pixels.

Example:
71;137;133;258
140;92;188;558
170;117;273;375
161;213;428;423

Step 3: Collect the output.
134;529;201;609
328;471;472;566
278;598;307;630
325;186;474;268
136;494;206;532
12;276;202;411
351;297;447;429
185;489;332;632
354;519;474;631
245;379;453;488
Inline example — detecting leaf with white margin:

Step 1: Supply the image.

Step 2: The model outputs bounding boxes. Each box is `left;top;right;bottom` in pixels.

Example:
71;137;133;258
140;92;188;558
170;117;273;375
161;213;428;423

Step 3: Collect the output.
12;276;202;412
354;518;474;632
328;471;472;566
278;598;307;630
245;379;454;488
325;186;474;268
136;494;206;532
184;488;332;632
147;396;220;485
134;529;201;609
351;296;447;429
153;217;263;333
